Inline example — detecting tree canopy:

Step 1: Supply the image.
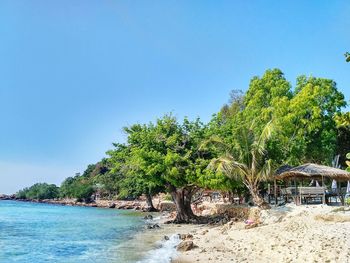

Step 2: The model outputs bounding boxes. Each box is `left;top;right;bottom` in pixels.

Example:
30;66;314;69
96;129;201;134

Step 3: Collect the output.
16;68;349;222
17;183;59;200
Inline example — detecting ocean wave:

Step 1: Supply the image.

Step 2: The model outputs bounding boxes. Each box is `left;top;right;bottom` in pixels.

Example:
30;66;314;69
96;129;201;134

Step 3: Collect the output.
137;234;180;263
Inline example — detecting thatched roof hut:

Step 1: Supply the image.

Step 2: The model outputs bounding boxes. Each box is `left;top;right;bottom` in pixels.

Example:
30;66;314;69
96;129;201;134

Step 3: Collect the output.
275;163;350;181
275;165;293;175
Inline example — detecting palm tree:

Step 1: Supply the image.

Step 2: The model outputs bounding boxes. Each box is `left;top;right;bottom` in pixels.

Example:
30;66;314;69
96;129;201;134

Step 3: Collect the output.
208;121;273;209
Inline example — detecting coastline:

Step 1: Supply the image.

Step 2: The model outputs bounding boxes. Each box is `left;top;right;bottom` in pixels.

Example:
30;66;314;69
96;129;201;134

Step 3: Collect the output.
4;201;350;263
5;197;350;263
0;199;181;263
0;196;165;211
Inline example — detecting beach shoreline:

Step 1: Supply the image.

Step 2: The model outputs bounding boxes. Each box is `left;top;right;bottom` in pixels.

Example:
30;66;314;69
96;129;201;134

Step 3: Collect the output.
4;197;350;263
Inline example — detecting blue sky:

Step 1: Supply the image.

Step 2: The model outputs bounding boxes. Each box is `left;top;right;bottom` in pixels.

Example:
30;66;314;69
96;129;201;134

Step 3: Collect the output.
0;1;349;194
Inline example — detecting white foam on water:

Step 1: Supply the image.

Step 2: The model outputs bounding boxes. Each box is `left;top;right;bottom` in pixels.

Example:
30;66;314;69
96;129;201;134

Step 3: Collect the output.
137;234;181;263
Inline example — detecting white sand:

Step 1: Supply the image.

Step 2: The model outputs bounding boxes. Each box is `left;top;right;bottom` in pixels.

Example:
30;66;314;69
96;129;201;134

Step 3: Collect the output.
173;204;350;263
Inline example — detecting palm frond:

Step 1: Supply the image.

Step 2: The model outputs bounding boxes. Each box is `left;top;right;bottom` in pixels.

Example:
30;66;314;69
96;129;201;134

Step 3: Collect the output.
254;159;272;185
199;135;226;151
252;120;273;156
208;155;249;181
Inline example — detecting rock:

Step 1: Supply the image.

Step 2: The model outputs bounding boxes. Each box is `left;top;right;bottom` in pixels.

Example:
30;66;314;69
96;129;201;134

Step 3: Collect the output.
178;233;193;240
201;230;209;235
108;203;116;208
221;218;228;224
159;201;176;212
146;224;160;229
164;235;169;240
1;194;17;200
177;241;196;251
144;214;153;220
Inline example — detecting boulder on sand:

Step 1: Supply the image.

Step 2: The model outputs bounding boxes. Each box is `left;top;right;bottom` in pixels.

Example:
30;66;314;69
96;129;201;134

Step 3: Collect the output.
146;224;160;230
144;214;153;220
177;241;196;251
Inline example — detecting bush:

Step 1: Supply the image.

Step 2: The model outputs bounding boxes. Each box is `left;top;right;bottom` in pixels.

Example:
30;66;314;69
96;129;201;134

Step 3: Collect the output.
16;183;59;200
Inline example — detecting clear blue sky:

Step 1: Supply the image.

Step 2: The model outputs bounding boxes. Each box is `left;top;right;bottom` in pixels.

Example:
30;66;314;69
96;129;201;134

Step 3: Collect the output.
0;1;349;194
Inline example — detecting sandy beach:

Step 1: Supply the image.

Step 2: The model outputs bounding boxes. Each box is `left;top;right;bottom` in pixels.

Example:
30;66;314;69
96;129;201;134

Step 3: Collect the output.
172;204;350;263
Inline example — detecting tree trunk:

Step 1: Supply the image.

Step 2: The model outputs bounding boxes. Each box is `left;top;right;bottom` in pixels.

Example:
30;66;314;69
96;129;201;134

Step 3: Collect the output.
228;191;234;204
145;192;158;212
169;186;197;223
248;184;271;209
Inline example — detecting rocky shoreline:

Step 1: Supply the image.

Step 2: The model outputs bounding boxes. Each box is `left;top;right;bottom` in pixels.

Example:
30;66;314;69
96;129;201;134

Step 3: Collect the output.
0;194;177;212
0;194;16;200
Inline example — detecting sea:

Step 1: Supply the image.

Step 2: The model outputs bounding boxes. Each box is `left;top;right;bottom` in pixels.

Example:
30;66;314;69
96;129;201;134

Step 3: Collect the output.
0;200;181;263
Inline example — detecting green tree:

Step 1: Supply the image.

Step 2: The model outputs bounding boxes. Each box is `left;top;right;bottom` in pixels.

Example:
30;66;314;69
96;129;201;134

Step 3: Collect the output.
346;153;350;172
283;76;346;164
217;69;347;166
335;112;350;167
345;52;350;62
123;115;212;222
208;121;273;208
59;165;96;202
16;183;59;200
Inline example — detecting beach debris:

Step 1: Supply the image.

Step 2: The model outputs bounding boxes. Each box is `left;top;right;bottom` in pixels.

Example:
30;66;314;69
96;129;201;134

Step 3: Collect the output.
163;235;169;240
144;214;153;220
244;219;259;229
177;240;196;251
214;204;250;219
201;230;209;235
178;233;193;240
245;219;254;225
108;203;116;208
146;223;160;229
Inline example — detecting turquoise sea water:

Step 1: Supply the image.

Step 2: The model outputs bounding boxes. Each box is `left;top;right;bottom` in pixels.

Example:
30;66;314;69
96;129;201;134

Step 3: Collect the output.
0;200;148;263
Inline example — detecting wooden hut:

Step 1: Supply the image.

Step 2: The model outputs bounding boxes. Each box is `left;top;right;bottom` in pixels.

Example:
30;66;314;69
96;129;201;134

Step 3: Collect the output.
274;163;350;205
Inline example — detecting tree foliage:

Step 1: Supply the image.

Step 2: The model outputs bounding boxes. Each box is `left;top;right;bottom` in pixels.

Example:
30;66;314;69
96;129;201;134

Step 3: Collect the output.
15;68;349;216
16;183;59;200
346;153;350;172
214;69;347;167
112;115;214;221
208;121;273;209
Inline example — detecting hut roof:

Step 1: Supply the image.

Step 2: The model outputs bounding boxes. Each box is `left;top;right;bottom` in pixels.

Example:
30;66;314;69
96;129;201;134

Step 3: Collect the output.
275;163;350;181
275;165;293;175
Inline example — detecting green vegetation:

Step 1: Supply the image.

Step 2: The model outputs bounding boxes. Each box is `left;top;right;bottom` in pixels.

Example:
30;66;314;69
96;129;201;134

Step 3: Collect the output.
208;121;273;209
345;52;350;62
121;116;213;221
16;183;59;200
16;69;350;223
